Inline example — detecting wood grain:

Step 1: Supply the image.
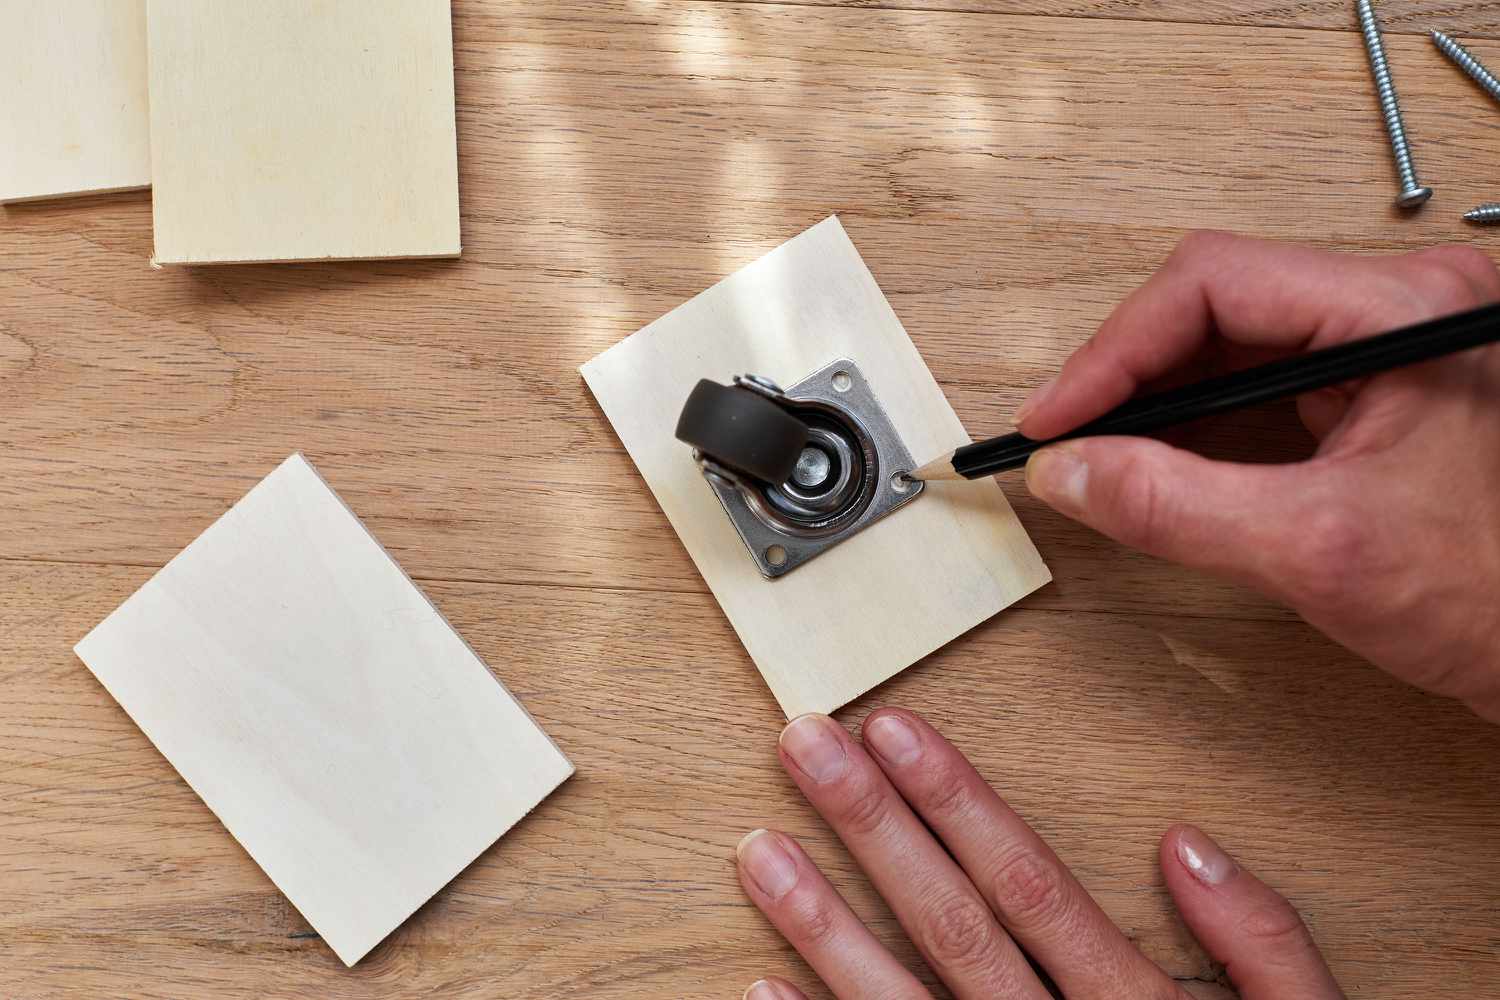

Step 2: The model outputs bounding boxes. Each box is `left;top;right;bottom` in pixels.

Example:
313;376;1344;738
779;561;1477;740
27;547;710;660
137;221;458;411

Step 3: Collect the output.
3;1;1500;996
703;0;1500;39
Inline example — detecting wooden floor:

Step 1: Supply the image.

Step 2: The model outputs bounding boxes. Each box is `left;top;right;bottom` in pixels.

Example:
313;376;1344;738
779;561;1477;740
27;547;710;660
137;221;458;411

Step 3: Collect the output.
4;2;1500;997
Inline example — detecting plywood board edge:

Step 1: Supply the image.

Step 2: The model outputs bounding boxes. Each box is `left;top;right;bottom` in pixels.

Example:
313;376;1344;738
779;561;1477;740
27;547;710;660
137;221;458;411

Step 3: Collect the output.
794;563;1053;719
332;763;575;966
1;183;151;206
290;453;574;772
73;618;357;963
148;246;463;267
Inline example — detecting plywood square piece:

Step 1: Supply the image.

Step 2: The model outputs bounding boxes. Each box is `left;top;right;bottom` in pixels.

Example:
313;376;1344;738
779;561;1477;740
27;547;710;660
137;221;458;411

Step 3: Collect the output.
582;218;1052;718
0;1;150;203
73;455;572;966
145;0;461;264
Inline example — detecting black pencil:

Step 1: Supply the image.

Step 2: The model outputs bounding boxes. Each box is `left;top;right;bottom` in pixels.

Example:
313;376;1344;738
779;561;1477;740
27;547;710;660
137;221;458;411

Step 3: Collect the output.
908;300;1500;482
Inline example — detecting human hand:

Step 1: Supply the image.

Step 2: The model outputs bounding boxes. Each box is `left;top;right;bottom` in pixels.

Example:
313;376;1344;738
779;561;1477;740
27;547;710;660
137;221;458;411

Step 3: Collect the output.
737;709;1343;1000
1018;232;1500;722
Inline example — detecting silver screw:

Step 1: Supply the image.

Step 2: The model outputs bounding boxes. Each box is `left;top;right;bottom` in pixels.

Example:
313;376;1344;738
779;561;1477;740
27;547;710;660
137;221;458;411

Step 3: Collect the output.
1465;203;1500;225
1432;30;1500;105
1356;0;1432;209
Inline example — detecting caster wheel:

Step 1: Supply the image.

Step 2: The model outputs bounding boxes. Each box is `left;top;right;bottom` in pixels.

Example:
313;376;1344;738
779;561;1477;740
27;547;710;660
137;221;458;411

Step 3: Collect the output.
675;379;810;484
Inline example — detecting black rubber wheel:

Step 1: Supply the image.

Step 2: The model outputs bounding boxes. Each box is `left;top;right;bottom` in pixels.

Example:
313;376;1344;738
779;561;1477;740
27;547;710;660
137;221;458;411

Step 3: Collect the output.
675;380;810;484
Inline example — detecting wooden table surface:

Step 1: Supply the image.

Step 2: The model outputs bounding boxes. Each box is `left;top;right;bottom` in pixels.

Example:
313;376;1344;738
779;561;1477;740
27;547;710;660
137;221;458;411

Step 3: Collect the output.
4;2;1500;997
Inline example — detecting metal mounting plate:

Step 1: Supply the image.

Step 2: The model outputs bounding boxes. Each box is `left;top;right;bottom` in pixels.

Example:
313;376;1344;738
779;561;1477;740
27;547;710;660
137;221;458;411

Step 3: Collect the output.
704;359;924;578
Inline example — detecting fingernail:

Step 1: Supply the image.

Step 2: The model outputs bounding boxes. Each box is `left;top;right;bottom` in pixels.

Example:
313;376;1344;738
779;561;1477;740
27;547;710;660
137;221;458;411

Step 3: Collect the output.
780;714;849;784
737;829;799;900
744;981;779;1000
1177;827;1238;886
1026;446;1089;516
1013;375;1058;426
865;713;922;766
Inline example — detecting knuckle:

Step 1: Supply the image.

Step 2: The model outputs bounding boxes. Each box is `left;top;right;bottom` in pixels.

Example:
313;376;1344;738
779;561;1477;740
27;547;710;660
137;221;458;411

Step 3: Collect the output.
1172;229;1233;262
1104;451;1171;553
1163;229;1241;278
1421;245;1499;294
1409;250;1490;310
917;892;1003;969
988;848;1071;930
787;891;843;947
1280;504;1370;609
914;763;972;820
1238;899;1316;953
1426;263;1482;307
834;777;893;839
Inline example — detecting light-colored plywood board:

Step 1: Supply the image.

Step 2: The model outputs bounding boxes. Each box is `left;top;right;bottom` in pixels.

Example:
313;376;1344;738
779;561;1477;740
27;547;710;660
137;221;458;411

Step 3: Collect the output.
582;217;1051;719
72;454;573;966
145;0;461;265
0;1;150;204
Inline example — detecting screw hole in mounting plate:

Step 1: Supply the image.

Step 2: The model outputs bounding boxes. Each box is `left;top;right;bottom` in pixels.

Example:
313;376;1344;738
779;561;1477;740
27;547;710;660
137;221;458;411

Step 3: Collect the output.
890;472;912;493
831;370;853;392
765;544;789;567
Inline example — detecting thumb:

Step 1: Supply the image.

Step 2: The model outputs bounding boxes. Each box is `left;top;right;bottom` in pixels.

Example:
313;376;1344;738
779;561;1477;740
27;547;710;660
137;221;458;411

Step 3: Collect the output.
1160;825;1345;1000
1024;437;1316;592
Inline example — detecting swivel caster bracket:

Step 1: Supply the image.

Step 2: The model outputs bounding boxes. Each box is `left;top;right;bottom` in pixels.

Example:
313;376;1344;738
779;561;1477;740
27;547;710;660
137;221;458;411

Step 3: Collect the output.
675;359;925;578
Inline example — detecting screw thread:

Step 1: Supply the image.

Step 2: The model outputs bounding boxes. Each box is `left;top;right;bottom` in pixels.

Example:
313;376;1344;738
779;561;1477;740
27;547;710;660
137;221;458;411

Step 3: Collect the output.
1465;203;1500;224
1432;31;1500;105
1356;0;1425;198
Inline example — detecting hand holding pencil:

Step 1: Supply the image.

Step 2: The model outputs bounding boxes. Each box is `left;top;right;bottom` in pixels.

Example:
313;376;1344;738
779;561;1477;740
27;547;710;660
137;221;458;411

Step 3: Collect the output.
968;232;1500;722
909;298;1500;481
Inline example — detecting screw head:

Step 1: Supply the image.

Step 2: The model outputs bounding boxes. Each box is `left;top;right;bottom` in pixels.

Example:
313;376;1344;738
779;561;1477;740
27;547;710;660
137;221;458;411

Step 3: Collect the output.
1396;186;1434;209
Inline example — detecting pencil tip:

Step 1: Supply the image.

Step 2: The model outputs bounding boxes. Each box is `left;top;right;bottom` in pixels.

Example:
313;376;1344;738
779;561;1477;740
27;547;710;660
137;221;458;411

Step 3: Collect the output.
906;449;964;482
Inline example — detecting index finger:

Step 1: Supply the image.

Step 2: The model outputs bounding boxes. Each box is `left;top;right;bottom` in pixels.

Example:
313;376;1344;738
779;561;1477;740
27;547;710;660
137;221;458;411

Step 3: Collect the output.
1015;231;1479;440
860;708;1187;1000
